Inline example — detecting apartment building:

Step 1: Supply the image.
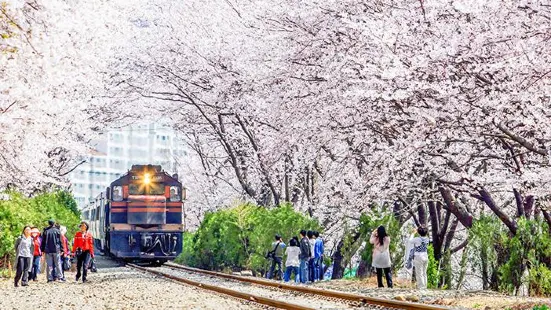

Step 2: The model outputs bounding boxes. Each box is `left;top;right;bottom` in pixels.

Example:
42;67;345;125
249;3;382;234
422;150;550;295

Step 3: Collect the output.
70;124;186;208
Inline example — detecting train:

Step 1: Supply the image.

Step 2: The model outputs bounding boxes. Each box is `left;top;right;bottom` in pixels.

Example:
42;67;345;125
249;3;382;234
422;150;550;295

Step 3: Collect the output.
82;164;185;265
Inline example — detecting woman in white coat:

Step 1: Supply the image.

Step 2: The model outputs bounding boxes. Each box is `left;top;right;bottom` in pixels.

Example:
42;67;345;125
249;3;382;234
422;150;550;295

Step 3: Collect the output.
406;226;430;289
369;226;393;288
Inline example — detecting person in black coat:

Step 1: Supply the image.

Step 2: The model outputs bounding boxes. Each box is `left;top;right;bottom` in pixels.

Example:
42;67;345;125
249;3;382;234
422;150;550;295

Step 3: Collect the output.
40;220;64;282
298;230;311;284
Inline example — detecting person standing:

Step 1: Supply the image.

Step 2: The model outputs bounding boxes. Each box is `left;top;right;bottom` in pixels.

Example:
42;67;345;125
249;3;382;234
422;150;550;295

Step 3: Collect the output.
283;238;300;283
307;231;316;282
41;220;65;282
73;221;94;283
59;226;71;278
266;235;285;280
298;230;311;284
369;225;393;288
406;226;430;289
313;231;324;281
29;227;42;282
14;226;34;287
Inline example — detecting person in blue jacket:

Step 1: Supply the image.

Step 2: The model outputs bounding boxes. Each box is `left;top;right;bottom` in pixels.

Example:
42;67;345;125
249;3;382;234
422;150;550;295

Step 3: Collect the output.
313;231;324;281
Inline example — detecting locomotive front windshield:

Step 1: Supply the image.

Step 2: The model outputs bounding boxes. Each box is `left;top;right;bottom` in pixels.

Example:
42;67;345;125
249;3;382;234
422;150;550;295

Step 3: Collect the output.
127;172;166;195
129;182;165;195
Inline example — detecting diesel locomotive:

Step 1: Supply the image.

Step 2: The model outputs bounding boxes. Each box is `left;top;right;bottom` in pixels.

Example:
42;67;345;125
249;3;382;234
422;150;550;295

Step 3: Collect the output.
82;164;185;264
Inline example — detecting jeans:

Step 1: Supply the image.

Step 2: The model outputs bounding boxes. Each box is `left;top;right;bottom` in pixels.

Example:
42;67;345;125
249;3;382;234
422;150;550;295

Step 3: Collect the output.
376;267;393;288
314;257;323;281
283;266;300;282
76;251;91;282
14;257;31;285
299;259;309;284
52;255;65;279
308;258;315;282
267;257;283;280
30;255;41;281
46;253;63;281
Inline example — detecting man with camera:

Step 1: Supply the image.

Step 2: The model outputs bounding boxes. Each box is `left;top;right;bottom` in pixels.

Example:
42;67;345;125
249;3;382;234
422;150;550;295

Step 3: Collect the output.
72;221;94;283
266;234;285;280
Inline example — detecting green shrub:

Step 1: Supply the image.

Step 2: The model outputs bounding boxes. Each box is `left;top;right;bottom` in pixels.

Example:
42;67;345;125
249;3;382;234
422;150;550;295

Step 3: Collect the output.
177;203;320;274
0;190;81;273
470;216;551;296
529;263;551;296
427;244;440;289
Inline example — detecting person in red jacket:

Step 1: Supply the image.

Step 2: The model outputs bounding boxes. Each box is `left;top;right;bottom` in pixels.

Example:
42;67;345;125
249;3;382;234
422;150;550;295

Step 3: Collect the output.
72;221;94;283
29;227;42;281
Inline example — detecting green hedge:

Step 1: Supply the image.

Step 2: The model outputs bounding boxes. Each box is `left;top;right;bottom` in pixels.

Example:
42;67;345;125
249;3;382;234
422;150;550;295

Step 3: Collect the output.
176;203;320;274
0;190;81;270
470;216;551;296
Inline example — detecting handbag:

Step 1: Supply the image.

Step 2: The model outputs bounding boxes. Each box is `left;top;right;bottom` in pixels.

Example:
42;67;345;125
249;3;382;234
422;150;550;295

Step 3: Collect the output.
88;257;98;272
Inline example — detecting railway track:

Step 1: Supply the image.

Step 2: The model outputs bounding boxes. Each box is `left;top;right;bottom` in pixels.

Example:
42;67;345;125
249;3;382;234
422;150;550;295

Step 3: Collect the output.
128;262;448;310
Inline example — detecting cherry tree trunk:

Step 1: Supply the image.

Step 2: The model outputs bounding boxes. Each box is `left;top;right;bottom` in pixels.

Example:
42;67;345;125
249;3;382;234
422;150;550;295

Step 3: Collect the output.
331;232;361;280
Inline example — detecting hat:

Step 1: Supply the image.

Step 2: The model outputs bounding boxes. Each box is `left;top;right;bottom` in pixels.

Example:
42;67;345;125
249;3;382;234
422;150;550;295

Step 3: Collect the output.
48;219;55;226
60;226;67;235
30;228;40;235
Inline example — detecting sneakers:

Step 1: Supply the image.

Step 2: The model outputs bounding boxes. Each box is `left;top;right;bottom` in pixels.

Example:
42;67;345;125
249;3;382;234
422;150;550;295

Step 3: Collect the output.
58;278;66;282
14;283;18;287
21;282;28;287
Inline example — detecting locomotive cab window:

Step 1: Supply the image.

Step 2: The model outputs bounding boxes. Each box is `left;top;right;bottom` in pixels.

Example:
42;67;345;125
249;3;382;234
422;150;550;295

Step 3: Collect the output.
149;183;165;195
170;186;180;201
112;186;123;201
129;183;144;195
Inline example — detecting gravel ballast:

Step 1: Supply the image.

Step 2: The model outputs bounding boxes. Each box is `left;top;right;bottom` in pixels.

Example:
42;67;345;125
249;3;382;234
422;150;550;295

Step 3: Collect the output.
155;266;393;309
0;263;261;310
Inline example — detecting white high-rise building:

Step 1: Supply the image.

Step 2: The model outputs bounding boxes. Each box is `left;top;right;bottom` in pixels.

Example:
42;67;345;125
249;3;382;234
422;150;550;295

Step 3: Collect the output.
70;124;186;208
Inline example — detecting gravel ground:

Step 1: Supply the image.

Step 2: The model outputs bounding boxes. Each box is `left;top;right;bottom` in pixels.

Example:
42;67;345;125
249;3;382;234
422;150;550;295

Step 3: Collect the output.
0;257;261;310
309;279;551;309
156;266;399;310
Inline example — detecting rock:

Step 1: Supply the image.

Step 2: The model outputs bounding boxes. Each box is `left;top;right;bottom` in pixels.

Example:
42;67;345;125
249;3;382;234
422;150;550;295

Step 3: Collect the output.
394;295;406;301
484;306;492;310
241;270;253;276
405;295;420;302
232;272;241;276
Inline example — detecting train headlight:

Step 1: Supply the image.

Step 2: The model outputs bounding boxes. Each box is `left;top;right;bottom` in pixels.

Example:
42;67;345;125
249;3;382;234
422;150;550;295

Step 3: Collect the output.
112;186;123;201
143;173;151;185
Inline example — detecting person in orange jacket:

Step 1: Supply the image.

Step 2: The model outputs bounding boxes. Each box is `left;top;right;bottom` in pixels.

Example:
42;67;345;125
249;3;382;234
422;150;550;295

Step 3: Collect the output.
72;221;94;283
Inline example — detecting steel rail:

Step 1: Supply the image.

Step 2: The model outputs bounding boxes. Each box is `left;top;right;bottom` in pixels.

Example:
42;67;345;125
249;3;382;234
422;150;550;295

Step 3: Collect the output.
165;263;448;310
127;263;316;310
